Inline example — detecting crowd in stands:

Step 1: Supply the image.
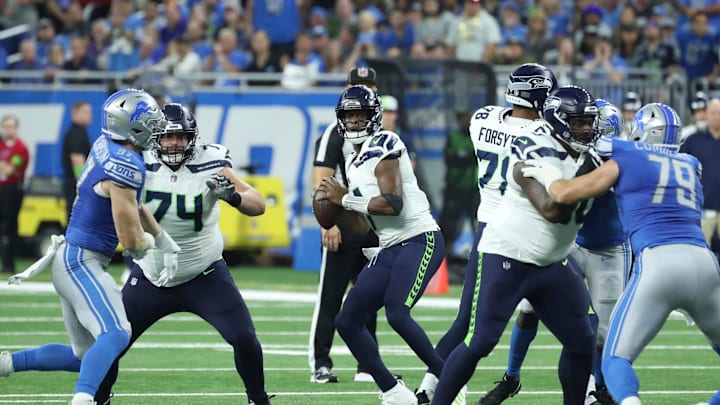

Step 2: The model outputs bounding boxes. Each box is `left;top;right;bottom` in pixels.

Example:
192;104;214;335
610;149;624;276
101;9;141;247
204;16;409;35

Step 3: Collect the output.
0;0;718;89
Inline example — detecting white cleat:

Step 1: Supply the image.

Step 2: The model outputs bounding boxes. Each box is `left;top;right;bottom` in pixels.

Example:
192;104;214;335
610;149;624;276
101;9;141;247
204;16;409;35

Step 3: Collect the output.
620;397;642;405
0;351;14;377
381;381;418;405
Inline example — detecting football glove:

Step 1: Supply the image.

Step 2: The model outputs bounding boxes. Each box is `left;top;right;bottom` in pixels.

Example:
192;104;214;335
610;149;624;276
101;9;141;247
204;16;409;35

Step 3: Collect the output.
206;173;242;206
154;230;181;286
521;159;563;194
126;232;156;260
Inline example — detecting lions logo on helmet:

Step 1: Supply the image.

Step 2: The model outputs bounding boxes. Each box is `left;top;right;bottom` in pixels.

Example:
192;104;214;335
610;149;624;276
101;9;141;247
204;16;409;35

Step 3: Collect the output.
102;88;166;150
155;103;199;166
335;85;383;145
595;99;623;138
543;86;600;153
628;103;682;146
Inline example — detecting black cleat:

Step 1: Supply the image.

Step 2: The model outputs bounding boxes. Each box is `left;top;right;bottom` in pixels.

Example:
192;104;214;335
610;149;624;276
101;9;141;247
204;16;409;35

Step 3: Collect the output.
249;394;275;405
588;385;617;405
478;373;521;404
415;389;431;405
311;366;339;383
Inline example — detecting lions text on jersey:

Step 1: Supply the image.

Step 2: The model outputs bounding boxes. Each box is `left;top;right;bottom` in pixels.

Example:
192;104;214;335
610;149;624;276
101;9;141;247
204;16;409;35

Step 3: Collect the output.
139;143;232;287
345;130;438;247
478;120;592;266
67;136;146;258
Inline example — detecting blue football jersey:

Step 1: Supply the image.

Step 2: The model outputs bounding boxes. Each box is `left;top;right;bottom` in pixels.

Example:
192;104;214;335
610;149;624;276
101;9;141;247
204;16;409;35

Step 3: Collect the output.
596;136;706;254
576;191;626;250
66;136;146;257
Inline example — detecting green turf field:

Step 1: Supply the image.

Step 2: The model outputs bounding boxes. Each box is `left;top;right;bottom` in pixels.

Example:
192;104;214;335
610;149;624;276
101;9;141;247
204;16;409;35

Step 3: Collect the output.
0;261;716;404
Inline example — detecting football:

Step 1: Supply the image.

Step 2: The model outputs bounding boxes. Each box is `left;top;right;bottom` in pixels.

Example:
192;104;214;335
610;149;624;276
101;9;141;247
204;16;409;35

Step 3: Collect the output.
313;190;342;229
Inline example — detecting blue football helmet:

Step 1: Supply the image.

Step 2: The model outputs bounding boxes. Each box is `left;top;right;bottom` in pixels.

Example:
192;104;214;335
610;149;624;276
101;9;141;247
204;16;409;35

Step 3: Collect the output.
628;103;682;146
543;86;600;152
505;63;558;112
101;88;166;150
595;99;623;138
156;103;198;165
336;85;383;145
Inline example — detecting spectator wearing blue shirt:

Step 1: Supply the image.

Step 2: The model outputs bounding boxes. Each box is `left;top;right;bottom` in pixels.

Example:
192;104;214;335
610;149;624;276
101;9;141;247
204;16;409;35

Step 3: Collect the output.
377;9;414;57
206;27;251;87
499;2;528;46
582;29;628;98
248;0;301;64
676;11;720;87
668;0;720;33
63;37;100;84
34;18;70;66
159;2;187;46
185;20;214;60
9;40;45;84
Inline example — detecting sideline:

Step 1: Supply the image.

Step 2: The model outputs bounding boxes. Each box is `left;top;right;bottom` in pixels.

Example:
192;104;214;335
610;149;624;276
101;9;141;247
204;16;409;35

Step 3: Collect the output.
0;281;463;309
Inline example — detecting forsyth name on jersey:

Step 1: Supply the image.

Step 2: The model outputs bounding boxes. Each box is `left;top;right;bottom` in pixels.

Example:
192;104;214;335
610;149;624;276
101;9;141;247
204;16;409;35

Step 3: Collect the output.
139;143;232;286
470;106;548;224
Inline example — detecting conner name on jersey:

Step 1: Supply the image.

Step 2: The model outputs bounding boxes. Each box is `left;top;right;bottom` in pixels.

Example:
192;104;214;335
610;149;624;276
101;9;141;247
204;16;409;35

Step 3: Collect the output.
353;132;402;168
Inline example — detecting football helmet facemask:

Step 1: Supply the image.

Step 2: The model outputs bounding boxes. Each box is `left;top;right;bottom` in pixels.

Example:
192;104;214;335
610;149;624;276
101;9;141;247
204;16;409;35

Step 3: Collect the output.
543;86;601;153
336;85;383;145
156;103;198;165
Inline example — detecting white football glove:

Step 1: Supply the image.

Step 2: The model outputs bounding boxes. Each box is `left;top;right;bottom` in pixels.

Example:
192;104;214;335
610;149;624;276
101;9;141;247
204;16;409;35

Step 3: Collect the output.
521;159;564;194
154;230;181;286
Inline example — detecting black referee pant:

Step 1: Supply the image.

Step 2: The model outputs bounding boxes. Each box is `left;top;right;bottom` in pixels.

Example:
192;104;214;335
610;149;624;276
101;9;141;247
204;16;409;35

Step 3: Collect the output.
0;182;23;273
309;228;378;373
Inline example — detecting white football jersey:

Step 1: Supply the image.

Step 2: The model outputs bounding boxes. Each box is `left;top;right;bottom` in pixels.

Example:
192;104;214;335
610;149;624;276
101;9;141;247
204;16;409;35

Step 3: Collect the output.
138;144;231;287
470;106;548;223
346;130;438;247
478;128;592;266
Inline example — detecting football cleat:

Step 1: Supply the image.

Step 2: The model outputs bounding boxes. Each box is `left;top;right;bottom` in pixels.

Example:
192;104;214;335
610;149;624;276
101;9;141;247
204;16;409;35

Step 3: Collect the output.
0;351;13;377
380;380;418;405
355;371;403;383
478;373;521;404
248;394;275;405
416;389;431;405
587;385;618;405
310;366;339;383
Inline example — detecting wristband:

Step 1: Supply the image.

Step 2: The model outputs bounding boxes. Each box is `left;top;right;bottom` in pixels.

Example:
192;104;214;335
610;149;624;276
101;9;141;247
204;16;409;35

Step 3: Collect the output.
341;194;370;214
229;192;242;207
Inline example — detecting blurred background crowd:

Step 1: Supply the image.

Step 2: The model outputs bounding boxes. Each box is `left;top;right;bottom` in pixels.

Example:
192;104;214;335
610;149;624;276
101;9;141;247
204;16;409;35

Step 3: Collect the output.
0;0;718;91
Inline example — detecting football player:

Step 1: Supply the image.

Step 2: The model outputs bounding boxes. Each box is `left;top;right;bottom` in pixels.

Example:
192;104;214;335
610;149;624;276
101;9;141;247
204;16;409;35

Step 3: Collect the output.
522;103;720;405
480;99;630;405
317;84;445;404
0;89;179;405
414;62;559;405
432;86;600;405
94;103;272;405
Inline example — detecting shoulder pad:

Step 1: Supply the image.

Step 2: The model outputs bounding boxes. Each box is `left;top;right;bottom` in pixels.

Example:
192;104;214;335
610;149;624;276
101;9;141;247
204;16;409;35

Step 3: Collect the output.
103;152;144;189
367;131;404;153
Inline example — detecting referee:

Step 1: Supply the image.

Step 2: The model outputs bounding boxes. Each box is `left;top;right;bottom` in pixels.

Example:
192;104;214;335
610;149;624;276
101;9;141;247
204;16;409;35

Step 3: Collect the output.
308;67;386;384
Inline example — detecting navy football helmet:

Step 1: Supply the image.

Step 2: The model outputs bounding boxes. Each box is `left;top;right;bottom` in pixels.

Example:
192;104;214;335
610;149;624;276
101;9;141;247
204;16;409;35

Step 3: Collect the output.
505;63;558;112
595;99;623;137
628;103;682;146
156;103;198;165
335;85;383;144
543;86;600;152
